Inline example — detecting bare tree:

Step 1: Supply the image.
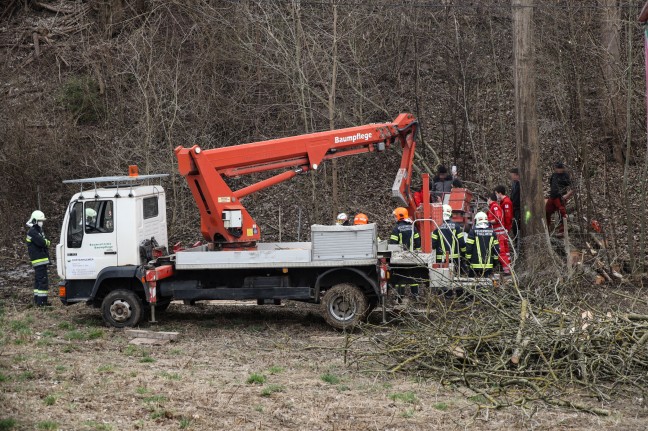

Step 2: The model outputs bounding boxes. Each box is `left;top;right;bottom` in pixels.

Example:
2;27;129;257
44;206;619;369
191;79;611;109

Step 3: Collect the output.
600;0;625;164
512;0;544;242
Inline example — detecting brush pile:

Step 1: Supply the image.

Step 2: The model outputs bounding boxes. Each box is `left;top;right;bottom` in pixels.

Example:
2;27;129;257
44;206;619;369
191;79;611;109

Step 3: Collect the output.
350;278;648;415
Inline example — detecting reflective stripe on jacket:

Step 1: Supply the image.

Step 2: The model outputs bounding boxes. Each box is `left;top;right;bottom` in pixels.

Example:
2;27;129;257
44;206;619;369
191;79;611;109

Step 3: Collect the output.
464;227;499;269
26;225;50;266
389;220;421;251
431;221;465;262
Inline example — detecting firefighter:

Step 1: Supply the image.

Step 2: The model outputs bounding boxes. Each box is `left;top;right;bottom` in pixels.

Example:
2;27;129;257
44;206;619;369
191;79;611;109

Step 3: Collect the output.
81;207;97;228
494;185;513;273
85;207;97;226
389;207;420;251
431;204;465;271
25;210;51;306
389;207;421;300
464;211;500;278
336;212;350;226
353;213;368;225
545;162;573;235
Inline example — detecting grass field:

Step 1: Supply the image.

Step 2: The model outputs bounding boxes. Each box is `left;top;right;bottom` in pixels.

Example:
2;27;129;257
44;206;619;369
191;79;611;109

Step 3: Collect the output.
1;266;646;430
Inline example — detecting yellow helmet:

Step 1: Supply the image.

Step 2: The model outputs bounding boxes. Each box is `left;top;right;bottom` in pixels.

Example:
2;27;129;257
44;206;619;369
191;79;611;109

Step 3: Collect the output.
393;207;409;221
353;213;368;225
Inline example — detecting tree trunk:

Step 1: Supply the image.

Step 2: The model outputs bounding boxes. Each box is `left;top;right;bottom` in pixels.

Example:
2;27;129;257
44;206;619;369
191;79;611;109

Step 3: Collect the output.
330;1;339;221
512;0;544;243
600;0;625;164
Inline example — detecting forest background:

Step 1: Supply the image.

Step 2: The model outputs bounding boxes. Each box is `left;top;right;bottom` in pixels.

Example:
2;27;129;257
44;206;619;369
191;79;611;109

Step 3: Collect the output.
1;0;647;271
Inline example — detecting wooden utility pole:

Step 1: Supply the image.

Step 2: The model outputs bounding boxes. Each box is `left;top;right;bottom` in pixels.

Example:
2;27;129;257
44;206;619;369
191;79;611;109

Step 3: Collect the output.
512;0;544;241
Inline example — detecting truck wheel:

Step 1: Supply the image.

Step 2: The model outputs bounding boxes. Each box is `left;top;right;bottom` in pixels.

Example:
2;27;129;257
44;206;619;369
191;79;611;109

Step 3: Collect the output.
101;289;144;328
321;283;368;330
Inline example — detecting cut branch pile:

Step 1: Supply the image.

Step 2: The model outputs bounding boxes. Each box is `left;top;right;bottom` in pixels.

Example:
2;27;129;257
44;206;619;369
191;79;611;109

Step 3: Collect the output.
349;282;648;415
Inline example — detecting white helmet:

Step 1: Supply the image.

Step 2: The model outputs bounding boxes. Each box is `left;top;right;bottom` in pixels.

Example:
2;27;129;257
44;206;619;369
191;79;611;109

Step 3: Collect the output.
442;204;453;220
474;211;488;225
85;208;97;219
336;213;348;225
29;210;46;223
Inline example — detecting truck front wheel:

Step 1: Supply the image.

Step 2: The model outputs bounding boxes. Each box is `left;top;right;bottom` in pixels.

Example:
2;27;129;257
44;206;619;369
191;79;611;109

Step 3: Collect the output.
101;289;144;328
321;283;368;330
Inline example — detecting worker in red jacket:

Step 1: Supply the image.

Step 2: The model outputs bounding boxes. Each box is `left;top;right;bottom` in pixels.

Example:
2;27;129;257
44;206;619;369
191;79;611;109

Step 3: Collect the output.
494;185;514;232
487;193;510;274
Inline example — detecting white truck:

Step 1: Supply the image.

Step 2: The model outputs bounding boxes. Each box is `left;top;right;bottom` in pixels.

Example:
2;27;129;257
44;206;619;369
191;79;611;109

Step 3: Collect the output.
56;114;483;329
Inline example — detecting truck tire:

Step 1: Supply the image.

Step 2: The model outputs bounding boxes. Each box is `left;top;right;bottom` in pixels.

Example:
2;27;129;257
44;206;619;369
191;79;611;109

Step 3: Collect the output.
101;289;144;328
321;283;368;330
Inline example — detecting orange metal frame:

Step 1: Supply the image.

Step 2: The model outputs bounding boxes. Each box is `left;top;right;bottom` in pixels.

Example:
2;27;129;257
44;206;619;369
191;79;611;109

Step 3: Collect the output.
175;113;419;247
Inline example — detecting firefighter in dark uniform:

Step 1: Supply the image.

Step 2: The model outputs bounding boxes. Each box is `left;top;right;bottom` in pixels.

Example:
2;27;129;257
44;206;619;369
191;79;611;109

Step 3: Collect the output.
431;204;466;272
26;210;51;306
389;207;421;301
464;211;499;278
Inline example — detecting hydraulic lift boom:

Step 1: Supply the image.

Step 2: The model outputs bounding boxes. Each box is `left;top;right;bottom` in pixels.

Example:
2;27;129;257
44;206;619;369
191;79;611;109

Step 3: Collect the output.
175;113;419;247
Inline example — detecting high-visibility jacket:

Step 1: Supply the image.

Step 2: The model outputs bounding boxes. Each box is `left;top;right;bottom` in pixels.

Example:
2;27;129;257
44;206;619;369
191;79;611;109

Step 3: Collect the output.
26;224;50;267
488;201;504;230
464;226;499;270
389;220;421;251
431;220;465;262
500;196;514;231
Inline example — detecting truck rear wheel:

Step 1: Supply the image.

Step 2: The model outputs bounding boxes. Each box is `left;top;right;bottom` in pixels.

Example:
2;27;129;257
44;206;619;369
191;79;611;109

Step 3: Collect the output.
101;289;144;328
321;283;368;330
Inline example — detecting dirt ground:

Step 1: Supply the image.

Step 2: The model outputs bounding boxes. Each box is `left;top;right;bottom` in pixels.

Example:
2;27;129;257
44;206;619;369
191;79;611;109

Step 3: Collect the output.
1;265;647;431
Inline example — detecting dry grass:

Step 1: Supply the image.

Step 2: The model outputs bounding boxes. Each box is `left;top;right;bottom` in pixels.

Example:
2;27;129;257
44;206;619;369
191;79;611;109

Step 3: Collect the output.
1;267;647;430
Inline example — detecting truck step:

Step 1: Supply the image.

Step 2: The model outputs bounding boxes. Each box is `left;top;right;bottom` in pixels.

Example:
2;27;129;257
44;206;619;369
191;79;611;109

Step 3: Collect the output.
172;287;312;301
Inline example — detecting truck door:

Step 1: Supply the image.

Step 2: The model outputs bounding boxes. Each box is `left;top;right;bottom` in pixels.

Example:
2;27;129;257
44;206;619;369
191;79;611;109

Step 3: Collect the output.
64;200;118;280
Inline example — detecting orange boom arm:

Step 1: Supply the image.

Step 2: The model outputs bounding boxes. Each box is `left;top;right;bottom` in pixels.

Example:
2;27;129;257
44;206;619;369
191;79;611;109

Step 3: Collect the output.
175;113;418;247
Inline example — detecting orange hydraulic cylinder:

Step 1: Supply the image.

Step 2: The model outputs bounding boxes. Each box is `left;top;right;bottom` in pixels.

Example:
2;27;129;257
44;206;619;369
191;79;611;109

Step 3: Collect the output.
233;167;308;199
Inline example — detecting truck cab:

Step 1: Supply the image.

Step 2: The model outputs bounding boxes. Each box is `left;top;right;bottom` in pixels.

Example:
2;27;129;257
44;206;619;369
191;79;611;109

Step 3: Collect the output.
57;181;168;306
